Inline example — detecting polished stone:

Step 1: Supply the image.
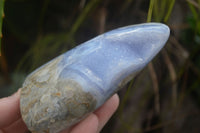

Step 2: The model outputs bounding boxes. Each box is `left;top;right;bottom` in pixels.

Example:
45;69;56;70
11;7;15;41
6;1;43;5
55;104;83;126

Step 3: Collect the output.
20;23;170;133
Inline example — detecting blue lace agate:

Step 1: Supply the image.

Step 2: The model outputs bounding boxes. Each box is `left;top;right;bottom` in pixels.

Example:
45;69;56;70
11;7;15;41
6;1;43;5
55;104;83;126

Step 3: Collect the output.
20;23;170;133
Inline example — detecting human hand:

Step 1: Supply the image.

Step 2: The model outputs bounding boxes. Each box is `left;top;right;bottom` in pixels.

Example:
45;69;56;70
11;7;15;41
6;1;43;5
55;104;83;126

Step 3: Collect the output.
0;89;119;133
0;89;28;133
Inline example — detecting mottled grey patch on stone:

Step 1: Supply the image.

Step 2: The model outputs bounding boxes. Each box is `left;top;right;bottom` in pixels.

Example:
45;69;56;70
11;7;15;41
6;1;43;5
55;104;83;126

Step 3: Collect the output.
20;56;97;133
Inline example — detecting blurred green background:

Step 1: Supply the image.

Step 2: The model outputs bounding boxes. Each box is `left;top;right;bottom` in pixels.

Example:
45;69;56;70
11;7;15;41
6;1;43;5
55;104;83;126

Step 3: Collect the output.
0;0;200;132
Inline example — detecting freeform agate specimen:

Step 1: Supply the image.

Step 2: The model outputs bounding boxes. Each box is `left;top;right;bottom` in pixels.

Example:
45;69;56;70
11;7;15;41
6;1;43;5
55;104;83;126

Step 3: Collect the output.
20;23;170;133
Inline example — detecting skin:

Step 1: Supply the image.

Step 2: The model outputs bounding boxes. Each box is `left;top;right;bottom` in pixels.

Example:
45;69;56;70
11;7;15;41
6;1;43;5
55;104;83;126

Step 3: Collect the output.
0;89;119;133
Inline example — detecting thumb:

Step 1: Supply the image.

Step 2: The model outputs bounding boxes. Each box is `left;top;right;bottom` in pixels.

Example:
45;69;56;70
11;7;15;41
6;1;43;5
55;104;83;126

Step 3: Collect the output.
0;89;21;128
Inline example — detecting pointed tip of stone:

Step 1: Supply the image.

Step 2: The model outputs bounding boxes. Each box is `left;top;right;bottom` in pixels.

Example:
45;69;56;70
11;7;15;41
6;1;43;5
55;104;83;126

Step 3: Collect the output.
103;22;170;64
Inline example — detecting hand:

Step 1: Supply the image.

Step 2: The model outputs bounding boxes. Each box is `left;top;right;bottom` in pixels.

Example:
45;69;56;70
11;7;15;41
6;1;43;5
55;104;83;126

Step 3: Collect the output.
0;89;119;133
61;93;119;133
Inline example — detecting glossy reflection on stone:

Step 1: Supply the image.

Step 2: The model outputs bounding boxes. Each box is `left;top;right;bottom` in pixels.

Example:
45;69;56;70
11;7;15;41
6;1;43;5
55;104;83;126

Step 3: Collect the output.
20;23;170;133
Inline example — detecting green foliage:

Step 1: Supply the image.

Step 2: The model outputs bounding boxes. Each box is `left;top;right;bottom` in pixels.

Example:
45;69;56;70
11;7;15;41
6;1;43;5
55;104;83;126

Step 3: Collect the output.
70;0;101;35
15;0;101;72
147;0;155;22
187;0;200;40
0;0;4;55
182;0;200;106
152;0;176;22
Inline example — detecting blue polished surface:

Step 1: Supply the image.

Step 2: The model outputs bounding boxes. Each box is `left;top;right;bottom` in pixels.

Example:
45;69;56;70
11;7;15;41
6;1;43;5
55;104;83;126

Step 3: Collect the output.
56;23;170;106
20;23;170;132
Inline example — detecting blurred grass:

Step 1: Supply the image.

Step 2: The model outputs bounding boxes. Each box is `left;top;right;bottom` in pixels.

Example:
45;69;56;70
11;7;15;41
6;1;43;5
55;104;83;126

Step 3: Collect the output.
187;0;200;38
147;0;155;22
152;0;175;22
0;0;4;55
16;0;101;72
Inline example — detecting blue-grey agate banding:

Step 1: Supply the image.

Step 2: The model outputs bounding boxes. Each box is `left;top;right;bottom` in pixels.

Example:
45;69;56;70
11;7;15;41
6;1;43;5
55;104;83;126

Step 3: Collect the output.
20;23;170;133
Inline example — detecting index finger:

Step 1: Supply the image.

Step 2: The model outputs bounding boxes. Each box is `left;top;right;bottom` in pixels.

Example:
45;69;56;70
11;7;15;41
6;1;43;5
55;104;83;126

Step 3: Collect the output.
0;89;21;128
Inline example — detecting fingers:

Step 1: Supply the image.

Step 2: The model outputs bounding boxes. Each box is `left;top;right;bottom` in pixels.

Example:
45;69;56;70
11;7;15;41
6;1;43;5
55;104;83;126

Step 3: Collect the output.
69;113;99;133
94;94;119;132
0;89;21;128
0;90;119;133
2;118;28;133
62;93;119;133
